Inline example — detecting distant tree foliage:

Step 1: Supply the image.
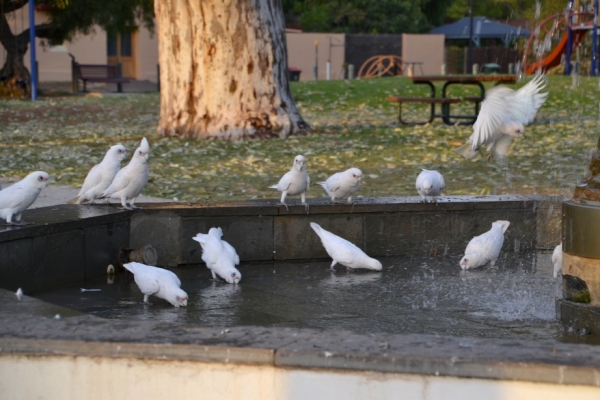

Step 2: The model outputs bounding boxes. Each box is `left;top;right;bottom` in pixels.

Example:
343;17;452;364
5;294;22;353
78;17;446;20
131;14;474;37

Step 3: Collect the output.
282;0;431;33
283;0;570;33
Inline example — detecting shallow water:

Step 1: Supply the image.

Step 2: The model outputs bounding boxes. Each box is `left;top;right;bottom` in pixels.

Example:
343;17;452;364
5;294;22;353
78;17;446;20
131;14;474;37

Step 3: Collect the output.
36;251;567;342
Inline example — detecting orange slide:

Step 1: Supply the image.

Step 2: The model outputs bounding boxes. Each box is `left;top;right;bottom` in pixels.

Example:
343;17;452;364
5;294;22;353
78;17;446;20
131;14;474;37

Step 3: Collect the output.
526;28;590;74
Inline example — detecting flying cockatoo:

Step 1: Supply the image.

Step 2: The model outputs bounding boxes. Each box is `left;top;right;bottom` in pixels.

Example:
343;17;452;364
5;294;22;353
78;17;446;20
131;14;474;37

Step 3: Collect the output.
123;262;188;307
68;144;127;204
318;168;363;203
269;155;310;212
310;222;382;271
192;227;242;284
460;220;510;270
415;169;445;203
100;137;149;209
0;171;50;225
456;74;548;160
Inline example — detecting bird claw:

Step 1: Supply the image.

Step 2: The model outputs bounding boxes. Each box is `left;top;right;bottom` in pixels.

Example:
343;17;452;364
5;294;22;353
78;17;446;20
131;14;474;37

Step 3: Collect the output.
278;202;289;211
303;202;310;215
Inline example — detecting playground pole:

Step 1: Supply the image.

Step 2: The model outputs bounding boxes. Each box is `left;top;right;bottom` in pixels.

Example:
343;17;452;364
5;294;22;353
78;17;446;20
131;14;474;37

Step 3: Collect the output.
28;0;37;101
594;0;600;76
467;0;474;74
566;0;574;76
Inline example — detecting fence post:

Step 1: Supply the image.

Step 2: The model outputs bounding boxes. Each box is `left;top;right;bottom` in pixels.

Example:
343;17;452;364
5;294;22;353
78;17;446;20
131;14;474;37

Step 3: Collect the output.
157;64;160;92
116;62;123;93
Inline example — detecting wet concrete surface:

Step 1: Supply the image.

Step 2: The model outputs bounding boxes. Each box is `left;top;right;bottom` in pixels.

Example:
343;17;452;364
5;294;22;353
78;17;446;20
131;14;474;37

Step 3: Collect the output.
36;252;563;342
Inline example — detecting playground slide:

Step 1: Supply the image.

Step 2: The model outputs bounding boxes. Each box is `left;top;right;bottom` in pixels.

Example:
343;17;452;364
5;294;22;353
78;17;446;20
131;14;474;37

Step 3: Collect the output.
526;29;589;74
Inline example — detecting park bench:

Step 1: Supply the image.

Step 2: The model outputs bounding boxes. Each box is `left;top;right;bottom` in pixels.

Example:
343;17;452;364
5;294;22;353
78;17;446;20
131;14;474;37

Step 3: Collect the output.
387;96;484;125
75;64;130;93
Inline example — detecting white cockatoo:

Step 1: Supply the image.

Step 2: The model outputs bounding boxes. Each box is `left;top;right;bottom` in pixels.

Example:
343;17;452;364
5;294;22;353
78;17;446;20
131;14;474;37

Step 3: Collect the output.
15;288;23;301
0;171;50;224
460;220;510;270
310;222;382;271
552;243;563;279
318;168;363;203
456;74;548;160
100;137;149;209
269;155;310;212
123;262;188;307
415;169;445;203
192;227;242;284
69;144;127;204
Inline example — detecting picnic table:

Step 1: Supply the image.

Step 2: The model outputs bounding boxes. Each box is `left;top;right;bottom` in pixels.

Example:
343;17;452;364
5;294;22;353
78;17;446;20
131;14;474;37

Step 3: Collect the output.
388;74;518;125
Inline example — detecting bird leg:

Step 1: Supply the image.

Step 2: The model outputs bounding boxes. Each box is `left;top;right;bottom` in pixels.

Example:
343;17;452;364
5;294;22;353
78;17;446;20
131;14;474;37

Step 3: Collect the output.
329;260;338;271
143;294;152;305
129;198;140;209
301;192;309;214
119;198;132;210
279;192;289;211
211;270;218;280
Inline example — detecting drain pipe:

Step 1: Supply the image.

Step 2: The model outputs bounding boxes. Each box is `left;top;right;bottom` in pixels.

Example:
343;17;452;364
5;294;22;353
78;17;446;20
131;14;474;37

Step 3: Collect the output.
118;245;158;268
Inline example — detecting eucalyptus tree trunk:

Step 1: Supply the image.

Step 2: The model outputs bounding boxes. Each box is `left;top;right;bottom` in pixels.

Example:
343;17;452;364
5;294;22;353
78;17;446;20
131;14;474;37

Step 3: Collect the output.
154;0;309;140
0;3;31;98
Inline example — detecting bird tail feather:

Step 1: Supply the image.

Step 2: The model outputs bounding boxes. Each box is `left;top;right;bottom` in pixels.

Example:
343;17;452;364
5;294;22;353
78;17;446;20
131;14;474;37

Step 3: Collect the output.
67;196;80;204
455;142;477;159
268;185;278;189
309;222;322;236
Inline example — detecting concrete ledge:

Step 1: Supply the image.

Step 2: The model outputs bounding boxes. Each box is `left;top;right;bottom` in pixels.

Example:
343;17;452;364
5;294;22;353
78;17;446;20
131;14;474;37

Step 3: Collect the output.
1;290;600;387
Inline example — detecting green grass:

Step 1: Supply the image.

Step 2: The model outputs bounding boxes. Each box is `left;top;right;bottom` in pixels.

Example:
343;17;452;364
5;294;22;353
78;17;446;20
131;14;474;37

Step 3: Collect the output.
0;75;597;201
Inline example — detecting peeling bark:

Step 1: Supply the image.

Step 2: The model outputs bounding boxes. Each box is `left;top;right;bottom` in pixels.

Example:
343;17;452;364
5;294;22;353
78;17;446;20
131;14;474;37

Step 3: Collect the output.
155;0;309;140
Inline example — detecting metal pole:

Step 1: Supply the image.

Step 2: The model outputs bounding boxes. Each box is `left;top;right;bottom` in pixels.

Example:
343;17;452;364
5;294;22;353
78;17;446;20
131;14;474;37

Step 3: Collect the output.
313;40;319;80
28;0;37;100
594;0;599;76
467;0;474;74
566;0;574;76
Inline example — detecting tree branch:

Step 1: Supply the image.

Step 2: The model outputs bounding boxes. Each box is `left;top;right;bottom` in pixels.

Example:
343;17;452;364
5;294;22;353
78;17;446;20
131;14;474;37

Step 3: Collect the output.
0;0;29;14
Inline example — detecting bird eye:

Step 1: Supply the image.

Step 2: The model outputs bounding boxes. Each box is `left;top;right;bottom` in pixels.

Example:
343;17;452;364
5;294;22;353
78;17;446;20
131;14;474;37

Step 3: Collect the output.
37;176;43;181
231;273;236;277
176;296;180;301
138;150;142;155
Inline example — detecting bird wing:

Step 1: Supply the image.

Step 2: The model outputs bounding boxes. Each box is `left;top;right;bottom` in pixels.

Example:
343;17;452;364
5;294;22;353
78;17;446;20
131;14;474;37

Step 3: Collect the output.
311;223;361;265
470;86;514;151
0;182;26;209
436;171;446;191
123;263;161;295
201;236;223;267
102;167;130;196
505;74;548;125
276;171;293;191
222;240;240;265
156;267;181;287
78;164;103;196
324;173;343;194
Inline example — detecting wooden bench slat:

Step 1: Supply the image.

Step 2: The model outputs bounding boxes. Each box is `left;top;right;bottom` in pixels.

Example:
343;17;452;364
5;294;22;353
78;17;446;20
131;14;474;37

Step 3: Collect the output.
75;63;130;92
387;96;461;104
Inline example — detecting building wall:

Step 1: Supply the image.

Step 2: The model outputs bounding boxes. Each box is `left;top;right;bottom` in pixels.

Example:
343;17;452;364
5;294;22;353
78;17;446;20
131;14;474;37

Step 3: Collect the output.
285;33;345;81
137;26;159;82
402;34;445;76
0;8;158;82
